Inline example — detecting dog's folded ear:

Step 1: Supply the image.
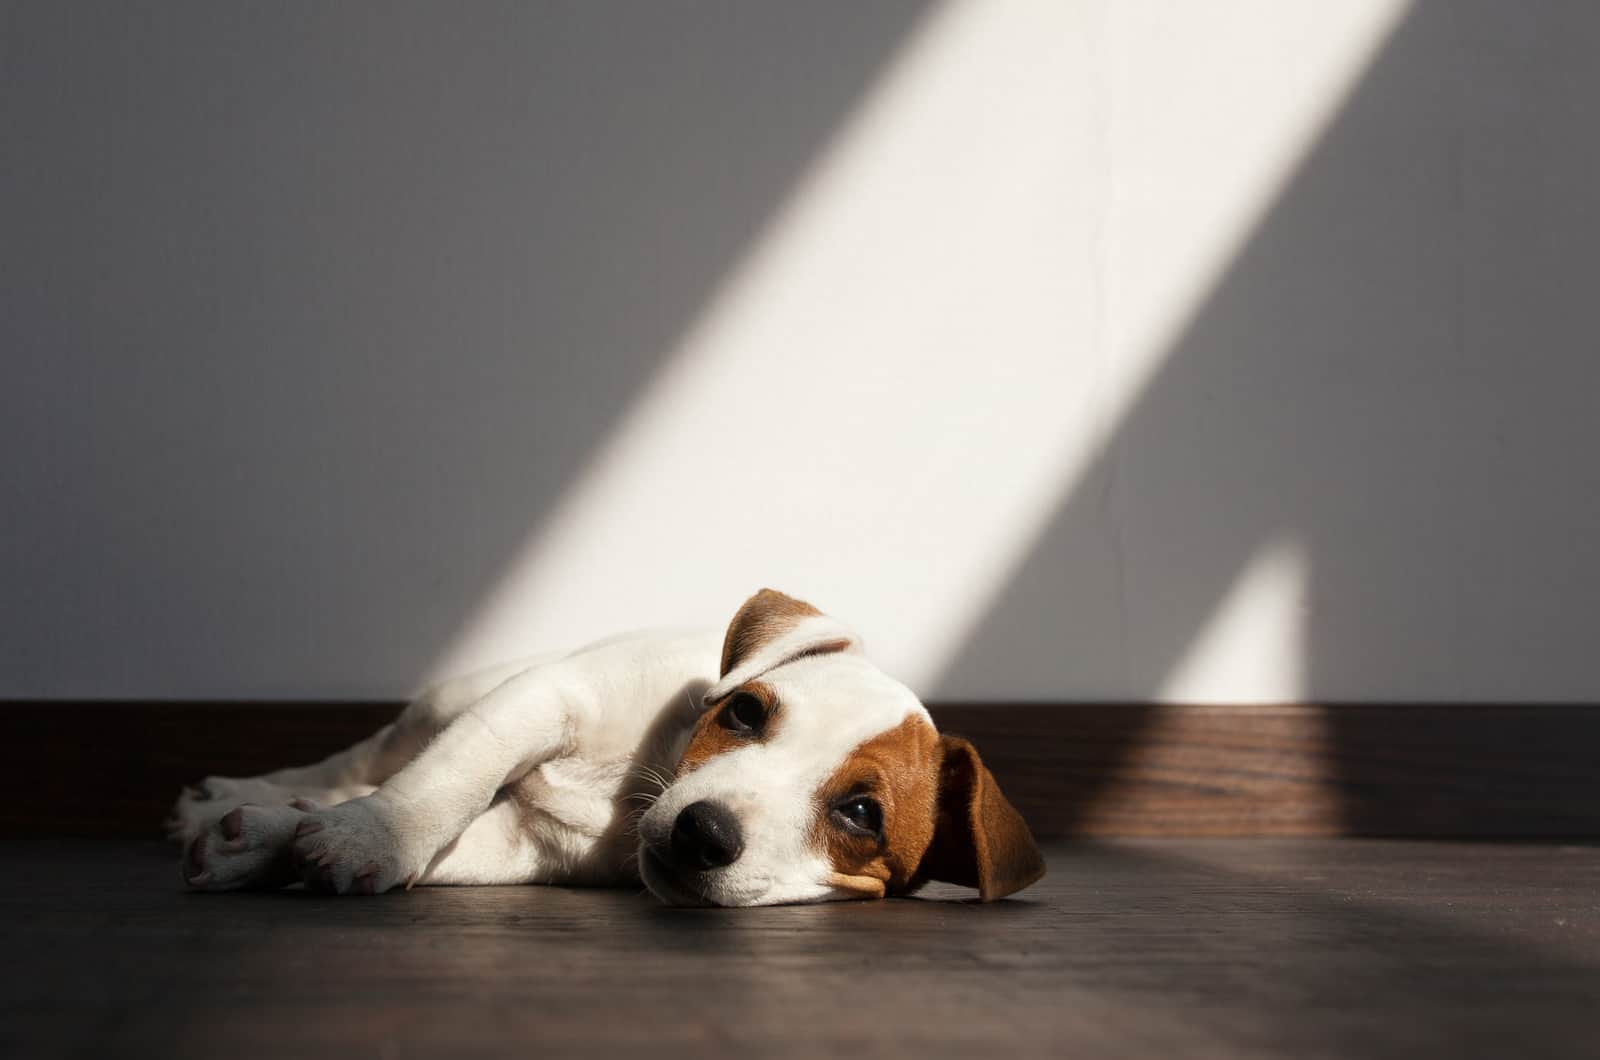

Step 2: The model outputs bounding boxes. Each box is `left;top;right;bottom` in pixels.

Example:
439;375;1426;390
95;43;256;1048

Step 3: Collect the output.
917;734;1046;901
702;588;863;707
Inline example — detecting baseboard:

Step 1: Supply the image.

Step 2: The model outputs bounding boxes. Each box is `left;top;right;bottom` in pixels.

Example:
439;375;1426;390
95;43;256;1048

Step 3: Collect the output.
5;701;1598;838
930;703;1600;837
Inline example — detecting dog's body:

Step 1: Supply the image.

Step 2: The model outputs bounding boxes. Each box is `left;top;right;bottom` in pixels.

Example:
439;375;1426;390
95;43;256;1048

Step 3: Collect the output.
172;590;1044;905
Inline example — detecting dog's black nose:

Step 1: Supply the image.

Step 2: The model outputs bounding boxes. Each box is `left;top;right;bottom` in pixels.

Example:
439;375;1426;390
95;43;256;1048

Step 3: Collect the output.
670;800;744;869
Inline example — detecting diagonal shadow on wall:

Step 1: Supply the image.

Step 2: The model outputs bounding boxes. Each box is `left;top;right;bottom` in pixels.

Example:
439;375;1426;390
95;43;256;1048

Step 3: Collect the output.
932;0;1600;832
0;0;934;698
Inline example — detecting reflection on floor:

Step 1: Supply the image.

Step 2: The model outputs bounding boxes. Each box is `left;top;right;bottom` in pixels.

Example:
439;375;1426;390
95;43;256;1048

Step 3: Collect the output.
2;840;1597;1059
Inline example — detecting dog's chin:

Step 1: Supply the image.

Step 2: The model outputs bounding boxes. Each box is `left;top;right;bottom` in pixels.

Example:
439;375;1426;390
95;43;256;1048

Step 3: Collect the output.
638;846;719;908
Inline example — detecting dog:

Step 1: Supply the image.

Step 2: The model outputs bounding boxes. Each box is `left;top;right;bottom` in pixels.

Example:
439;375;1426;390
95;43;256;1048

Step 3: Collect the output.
170;589;1045;906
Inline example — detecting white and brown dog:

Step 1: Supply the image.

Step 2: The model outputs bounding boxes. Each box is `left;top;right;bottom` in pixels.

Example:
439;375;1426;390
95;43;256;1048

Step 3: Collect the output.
171;590;1044;906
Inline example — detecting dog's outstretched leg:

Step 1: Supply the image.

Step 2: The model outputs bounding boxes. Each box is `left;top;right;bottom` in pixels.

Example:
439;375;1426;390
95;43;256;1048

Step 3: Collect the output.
167;656;555;845
182;801;315;891
288;666;576;895
416;797;551;887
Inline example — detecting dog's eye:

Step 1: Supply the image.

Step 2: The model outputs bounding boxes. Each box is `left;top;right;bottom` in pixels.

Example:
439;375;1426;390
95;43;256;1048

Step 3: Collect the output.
719;692;767;735
832;796;883;837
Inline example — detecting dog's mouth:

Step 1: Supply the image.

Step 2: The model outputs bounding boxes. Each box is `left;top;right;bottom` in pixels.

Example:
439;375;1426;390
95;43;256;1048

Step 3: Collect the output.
638;845;717;907
639;846;781;907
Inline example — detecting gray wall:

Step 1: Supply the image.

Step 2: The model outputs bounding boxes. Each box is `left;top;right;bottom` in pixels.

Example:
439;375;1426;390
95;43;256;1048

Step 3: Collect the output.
1;1;930;697
5;1;1600;703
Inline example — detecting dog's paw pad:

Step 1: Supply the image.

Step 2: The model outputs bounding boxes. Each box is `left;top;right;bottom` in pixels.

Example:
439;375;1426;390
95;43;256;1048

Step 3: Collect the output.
219;806;250;841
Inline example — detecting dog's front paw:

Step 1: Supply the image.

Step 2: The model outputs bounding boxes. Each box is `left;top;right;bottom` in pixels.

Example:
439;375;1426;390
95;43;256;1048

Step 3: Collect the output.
182;803;304;891
167;777;237;844
166;776;303;844
289;796;429;895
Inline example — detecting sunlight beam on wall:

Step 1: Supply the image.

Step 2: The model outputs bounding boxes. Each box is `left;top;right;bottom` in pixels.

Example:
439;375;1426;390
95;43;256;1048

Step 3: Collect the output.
426;0;1411;697
1157;541;1310;702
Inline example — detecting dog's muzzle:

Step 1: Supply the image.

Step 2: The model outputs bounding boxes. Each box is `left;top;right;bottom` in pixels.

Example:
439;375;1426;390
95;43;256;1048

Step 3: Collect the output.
640;799;744;905
668;800;743;869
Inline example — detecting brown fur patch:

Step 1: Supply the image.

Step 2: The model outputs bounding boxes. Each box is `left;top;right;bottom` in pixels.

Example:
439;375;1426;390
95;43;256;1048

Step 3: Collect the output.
720;589;822;675
810;713;942;895
676;682;781;776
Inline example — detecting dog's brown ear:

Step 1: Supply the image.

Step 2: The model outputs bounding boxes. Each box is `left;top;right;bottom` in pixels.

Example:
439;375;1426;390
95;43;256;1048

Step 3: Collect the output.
918;734;1045;901
719;588;826;675
703;589;863;707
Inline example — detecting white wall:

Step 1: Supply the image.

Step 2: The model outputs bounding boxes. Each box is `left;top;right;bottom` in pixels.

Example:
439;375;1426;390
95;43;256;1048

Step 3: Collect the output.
6;1;1599;703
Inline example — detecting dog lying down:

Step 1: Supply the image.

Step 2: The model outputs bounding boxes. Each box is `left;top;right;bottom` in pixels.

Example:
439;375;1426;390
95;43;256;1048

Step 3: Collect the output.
170;589;1045;906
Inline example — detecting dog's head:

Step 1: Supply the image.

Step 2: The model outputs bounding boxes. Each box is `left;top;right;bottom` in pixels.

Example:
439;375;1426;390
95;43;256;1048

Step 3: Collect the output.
637;589;1044;906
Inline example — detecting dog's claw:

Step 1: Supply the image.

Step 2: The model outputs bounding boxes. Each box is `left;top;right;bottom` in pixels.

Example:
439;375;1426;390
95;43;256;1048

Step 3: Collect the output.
183;834;209;883
220;807;246;841
289;797;320;812
353;863;380;895
295;819;323;837
184;784;210;801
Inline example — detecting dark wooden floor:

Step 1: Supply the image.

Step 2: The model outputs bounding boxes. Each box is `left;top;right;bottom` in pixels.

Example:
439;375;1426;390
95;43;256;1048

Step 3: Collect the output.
2;840;1598;1059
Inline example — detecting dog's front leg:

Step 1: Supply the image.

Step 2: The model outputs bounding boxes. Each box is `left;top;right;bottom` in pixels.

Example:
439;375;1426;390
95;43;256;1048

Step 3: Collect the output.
289;670;576;894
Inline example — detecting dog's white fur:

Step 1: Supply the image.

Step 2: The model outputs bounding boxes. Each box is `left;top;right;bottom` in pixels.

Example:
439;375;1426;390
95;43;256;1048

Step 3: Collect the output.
172;591;1039;905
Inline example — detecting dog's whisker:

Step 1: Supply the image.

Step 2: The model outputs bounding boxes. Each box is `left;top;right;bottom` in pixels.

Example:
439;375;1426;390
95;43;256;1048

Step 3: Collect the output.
624;763;674;795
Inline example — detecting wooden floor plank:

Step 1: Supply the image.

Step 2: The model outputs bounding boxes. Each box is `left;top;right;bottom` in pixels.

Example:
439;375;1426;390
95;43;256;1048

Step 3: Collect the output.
1;839;1597;1059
